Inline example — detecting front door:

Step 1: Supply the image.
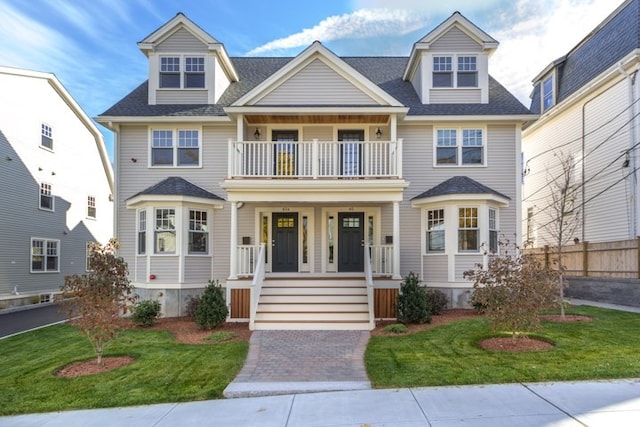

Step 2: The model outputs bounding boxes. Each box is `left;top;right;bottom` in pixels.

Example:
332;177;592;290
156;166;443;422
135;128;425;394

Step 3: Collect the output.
338;130;364;176
338;212;364;272
272;212;298;272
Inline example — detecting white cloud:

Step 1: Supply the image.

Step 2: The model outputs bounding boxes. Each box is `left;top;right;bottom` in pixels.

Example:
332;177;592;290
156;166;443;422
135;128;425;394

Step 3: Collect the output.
247;9;428;55
489;0;621;105
351;0;503;15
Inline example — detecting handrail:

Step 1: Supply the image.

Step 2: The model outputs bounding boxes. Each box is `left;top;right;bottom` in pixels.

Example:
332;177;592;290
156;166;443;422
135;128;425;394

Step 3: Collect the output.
364;243;375;329
249;243;266;330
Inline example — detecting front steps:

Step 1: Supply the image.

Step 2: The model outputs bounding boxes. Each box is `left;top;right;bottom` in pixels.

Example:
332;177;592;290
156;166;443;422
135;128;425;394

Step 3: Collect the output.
253;278;372;330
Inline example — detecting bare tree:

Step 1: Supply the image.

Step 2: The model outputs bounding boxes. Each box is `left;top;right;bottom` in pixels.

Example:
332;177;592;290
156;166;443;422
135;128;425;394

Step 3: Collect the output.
543;152;581;317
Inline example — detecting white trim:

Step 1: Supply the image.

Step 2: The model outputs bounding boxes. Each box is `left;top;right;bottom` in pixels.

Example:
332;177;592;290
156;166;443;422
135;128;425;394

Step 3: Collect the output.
30;237;60;273
148;126;203;168
433;125;487;167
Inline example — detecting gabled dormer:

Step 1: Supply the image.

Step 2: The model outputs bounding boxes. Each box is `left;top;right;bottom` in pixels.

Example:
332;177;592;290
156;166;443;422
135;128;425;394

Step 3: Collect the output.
137;12;238;105
403;11;498;105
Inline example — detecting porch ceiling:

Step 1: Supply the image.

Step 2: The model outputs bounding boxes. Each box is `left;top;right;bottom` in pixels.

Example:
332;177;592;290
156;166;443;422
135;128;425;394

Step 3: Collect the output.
245;114;389;124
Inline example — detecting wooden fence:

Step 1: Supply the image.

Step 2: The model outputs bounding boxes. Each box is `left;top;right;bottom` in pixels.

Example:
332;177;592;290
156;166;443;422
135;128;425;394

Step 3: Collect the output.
525;238;640;279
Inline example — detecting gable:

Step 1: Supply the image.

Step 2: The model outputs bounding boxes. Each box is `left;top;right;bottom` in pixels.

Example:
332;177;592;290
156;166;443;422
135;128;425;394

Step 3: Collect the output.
256;58;378;106
429;27;483;52
155;27;208;53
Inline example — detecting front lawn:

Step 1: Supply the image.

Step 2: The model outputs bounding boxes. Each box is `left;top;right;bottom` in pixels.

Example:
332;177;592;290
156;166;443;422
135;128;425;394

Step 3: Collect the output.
366;306;640;388
0;324;248;415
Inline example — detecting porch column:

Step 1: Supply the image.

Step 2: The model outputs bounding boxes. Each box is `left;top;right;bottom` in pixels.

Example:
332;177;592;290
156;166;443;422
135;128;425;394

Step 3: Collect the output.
229;202;238;279
393;201;402;279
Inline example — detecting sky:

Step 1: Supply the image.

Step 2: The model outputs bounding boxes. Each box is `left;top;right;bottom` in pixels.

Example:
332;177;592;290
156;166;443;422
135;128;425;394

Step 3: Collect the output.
0;0;624;162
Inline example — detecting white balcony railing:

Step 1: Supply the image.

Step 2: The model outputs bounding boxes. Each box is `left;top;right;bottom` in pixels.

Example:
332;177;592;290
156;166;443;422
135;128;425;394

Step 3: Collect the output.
369;244;394;276
228;139;403;179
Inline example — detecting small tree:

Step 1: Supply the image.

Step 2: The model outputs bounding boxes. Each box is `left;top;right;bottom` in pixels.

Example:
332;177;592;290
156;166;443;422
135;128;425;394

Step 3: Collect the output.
465;240;557;340
396;272;431;324
194;280;229;329
60;239;135;365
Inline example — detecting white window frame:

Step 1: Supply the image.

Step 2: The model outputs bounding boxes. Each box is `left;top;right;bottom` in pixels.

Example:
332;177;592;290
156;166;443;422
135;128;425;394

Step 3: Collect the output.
87;195;96;219
31;238;59;273
434;127;486;167
433;54;479;89
188;209;209;254
488;207;498;254
85;241;93;271
542;74;555;112
159;55;206;89
149;127;202;168
39;182;54;211
458;207;479;253
426;208;445;253
154;208;176;254
41;123;53;151
137;209;147;255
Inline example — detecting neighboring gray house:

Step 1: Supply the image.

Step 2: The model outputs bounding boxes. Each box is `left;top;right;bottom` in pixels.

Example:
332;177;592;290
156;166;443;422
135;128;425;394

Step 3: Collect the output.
523;0;640;248
97;12;533;329
0;67;114;307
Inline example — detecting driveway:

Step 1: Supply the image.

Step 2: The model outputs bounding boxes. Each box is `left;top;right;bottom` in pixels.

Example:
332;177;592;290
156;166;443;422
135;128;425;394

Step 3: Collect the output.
0;303;68;338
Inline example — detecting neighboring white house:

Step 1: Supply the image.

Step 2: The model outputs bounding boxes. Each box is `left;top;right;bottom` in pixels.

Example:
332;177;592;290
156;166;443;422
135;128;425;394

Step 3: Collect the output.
522;0;640;248
0;67;114;305
97;12;534;328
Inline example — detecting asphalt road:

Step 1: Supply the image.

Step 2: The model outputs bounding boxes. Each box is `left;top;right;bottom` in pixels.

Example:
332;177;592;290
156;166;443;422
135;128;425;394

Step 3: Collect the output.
0;304;69;338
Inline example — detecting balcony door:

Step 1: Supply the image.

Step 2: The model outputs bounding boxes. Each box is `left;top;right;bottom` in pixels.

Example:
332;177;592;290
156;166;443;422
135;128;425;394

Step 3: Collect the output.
272;130;298;176
338;130;364;176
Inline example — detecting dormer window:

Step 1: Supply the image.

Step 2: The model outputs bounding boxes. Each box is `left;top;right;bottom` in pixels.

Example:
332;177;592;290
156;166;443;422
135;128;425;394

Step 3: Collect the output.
159;56;205;89
542;75;554;112
433;55;478;88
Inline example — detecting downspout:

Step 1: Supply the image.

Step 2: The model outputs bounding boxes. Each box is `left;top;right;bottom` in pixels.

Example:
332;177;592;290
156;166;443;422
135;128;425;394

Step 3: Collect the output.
617;62;638;238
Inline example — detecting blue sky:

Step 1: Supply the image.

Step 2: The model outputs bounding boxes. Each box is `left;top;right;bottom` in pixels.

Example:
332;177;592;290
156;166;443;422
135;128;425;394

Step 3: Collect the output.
0;0;622;162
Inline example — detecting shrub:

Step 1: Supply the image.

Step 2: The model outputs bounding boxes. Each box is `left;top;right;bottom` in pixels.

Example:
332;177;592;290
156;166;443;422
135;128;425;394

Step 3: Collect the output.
194;280;229;330
425;289;449;315
396;272;431;324
132;299;161;327
383;323;408;334
464;240;558;340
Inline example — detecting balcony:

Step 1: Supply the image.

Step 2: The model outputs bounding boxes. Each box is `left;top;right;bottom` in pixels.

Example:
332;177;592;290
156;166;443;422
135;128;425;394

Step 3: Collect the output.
228;139;403;179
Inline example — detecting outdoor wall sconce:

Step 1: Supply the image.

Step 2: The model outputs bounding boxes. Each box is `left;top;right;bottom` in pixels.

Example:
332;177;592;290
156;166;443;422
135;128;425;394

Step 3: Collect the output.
6;156;11;161
254;128;261;139
131;157;137;163
376;128;382;139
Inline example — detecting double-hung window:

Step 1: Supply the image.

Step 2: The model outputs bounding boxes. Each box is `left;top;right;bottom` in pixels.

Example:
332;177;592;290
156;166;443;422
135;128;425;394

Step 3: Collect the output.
160;56;205;89
542;75;554;112
138;210;147;255
151;129;200;167
40;183;54;211
489;208;498;253
426;209;445;253
433;55;478;88
155;208;176;254
41;124;53;150
87;196;96;219
188;210;208;254
31;238;59;272
458;207;479;252
435;128;485;166
160;57;180;88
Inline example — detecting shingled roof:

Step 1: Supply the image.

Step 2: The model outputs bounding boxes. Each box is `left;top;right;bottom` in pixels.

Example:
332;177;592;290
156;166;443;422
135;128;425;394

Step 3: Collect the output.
529;0;640;113
100;56;530;118
128;177;224;200
412;176;510;201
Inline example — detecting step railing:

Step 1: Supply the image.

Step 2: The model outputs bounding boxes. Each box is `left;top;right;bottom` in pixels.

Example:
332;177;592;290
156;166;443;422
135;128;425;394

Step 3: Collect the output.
249;243;266;330
364;243;375;329
369;244;394;276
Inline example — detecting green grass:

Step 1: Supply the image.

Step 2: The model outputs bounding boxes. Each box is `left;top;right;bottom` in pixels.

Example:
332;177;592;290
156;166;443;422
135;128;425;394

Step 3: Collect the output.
0;324;248;415
366;306;640;388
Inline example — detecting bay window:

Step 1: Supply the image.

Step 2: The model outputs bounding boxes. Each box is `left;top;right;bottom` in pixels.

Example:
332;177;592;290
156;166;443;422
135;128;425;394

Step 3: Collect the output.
188;209;208;254
155;208;176;253
426;209;445;252
458;207;479;252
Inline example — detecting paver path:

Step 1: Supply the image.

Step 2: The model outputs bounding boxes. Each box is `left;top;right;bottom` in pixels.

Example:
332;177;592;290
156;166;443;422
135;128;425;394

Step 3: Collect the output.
224;330;371;397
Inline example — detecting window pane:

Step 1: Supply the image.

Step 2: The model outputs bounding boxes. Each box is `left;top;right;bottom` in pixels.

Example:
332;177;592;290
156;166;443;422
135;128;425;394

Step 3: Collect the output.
155;231;176;253
433;72;453;88
152;148;174;165
457;72;477;87
457;56;476;71
543;76;554;111
462;147;483;164
427;209;445;252
188;232;207;253
437;147;457;164
433;56;452;71
178;148;199;165
160;57;180;72
160;73;180;88
458;230;479;251
185;73;204;88
437;129;457;146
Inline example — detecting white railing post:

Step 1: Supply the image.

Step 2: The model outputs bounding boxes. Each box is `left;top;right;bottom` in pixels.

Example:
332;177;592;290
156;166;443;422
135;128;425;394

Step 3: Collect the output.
229;202;238;279
227;138;234;178
312;139;319;179
397;138;403;179
364;243;375;329
249;243;266;331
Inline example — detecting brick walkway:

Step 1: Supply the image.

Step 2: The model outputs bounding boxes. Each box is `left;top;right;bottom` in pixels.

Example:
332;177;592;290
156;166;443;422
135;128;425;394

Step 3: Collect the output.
224;330;371;397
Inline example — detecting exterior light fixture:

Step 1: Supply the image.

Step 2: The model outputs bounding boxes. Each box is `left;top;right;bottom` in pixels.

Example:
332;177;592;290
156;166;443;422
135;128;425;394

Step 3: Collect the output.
376;128;382;139
254;128;261;139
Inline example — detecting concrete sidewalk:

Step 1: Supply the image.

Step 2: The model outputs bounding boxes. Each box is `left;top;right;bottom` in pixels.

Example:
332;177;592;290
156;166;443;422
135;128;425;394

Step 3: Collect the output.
2;379;640;426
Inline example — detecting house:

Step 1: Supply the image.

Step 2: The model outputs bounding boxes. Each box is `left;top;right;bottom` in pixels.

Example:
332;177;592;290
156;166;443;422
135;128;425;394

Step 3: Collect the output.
96;11;533;329
522;0;640;249
0;67;114;307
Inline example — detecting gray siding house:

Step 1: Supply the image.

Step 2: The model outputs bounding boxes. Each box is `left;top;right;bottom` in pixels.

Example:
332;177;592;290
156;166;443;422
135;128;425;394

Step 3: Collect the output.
0;67;114;307
523;0;640;248
97;12;533;329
